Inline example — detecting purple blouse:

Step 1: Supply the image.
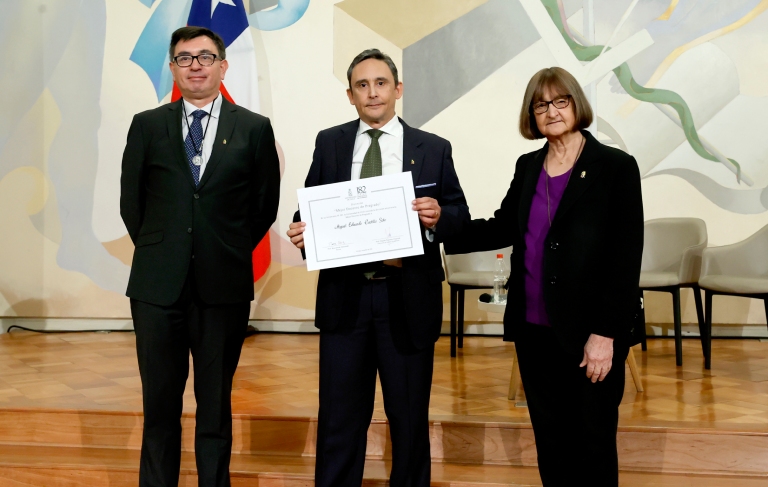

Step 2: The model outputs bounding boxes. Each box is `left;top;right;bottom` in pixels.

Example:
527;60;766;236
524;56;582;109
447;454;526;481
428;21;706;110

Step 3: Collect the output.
524;166;572;326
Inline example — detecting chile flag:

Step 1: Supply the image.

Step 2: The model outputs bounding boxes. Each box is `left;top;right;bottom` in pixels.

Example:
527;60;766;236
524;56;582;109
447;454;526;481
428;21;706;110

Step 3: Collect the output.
173;0;271;282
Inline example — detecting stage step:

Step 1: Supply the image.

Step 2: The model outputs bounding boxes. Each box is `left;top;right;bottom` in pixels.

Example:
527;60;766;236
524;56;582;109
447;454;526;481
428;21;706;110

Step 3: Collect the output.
1;408;768;478
0;444;766;487
0;444;537;487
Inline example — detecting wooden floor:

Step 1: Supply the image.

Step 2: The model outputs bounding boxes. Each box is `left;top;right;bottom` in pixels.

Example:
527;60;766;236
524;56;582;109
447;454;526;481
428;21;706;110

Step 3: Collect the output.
2;331;768;486
2;331;768;426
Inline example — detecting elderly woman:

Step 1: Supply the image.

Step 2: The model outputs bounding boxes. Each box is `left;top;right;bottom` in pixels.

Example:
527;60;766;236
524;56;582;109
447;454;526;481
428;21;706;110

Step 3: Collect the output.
445;67;643;486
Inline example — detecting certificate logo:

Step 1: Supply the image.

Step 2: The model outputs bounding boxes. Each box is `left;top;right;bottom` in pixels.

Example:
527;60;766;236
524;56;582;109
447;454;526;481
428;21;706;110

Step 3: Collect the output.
345;185;368;201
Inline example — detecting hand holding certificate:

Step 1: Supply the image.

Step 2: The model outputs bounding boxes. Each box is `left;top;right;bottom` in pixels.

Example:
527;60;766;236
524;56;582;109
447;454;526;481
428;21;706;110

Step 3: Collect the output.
296;172;425;271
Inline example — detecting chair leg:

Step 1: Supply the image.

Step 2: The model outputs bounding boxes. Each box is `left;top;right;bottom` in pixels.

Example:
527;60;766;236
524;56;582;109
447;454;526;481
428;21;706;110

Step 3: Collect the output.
693;285;705;350
704;290;713;370
458;289;465;349
763;297;768;337
626;348;643;392
450;286;457;358
672;287;683;366
508;347;522;401
639;290;648;352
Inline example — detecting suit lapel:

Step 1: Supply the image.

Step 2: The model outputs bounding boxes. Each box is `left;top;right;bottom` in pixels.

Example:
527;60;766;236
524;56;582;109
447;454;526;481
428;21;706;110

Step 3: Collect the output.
198;97;236;190
552;131;602;225
518;146;546;236
335;120;357;182
401;118;425;185
166;100;197;188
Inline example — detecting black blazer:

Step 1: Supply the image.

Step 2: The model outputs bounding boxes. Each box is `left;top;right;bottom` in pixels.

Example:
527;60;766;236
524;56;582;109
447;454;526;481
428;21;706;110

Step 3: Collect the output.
445;131;643;357
120;97;280;306
294;118;469;349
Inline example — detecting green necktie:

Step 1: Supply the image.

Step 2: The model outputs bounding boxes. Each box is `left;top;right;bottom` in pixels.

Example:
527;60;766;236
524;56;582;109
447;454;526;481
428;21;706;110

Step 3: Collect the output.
360;129;384;179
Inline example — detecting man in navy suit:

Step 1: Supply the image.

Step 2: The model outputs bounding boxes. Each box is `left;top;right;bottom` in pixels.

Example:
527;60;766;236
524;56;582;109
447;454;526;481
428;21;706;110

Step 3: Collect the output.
287;49;469;487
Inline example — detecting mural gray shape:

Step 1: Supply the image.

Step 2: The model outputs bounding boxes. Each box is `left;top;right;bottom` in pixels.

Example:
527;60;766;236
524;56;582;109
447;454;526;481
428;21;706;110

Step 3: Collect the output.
649;169;768;214
402;0;539;127
249;0;279;14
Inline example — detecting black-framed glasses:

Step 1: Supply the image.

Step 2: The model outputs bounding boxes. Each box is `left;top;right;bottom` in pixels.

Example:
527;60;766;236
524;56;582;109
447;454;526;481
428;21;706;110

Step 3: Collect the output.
532;94;572;114
173;53;218;67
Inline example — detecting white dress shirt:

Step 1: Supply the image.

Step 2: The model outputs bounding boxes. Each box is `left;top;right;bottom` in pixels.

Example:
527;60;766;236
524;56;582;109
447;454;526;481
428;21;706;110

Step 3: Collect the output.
181;93;222;177
350;116;436;239
351;116;403;180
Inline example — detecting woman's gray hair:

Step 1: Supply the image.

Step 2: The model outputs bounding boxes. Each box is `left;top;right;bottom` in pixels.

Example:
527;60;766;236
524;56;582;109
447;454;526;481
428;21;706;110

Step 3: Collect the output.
519;67;593;140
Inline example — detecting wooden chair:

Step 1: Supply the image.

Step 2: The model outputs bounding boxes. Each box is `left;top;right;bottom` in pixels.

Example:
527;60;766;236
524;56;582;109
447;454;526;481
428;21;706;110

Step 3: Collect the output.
508;347;644;401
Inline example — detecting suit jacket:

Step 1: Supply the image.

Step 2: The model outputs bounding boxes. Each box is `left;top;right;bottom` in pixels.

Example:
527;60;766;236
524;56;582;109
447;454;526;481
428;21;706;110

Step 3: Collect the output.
294;118;469;350
444;131;643;357
120;97;280;306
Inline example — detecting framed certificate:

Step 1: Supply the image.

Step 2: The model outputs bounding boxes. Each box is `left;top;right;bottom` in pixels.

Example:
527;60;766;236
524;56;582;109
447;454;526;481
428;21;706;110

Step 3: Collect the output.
297;172;425;271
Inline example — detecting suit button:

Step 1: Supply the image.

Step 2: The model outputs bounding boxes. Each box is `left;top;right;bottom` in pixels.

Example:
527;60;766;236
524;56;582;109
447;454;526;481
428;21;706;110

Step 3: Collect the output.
194;194;199;199
191;254;195;259
550;275;557;285
550;241;559;250
187;228;192;233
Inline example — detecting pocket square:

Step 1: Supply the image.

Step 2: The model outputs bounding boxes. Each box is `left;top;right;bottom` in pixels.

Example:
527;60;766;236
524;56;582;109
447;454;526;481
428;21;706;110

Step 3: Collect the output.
415;183;437;189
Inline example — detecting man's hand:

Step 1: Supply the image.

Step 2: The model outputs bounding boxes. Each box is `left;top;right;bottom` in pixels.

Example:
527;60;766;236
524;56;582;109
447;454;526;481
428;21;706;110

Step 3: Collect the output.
580;334;614;383
412;197;441;229
287;222;306;249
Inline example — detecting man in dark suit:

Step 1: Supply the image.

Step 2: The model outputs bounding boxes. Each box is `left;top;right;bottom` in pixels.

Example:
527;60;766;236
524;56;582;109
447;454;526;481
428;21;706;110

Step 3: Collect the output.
120;26;280;487
287;49;469;487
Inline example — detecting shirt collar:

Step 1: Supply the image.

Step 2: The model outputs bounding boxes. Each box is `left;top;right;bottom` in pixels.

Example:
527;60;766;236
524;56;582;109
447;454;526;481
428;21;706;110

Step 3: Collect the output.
357;115;403;138
182;93;222;120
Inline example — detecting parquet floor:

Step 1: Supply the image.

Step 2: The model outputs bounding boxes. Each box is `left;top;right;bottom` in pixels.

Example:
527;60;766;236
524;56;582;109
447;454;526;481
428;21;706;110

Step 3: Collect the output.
2;330;768;428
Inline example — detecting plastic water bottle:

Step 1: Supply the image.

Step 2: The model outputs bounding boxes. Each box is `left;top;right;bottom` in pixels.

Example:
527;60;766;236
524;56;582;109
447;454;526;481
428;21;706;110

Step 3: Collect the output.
493;253;507;304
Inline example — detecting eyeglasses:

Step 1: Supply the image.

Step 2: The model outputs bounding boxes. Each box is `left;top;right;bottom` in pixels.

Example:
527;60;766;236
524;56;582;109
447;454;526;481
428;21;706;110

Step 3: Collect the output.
173;53;218;67
532;95;572;114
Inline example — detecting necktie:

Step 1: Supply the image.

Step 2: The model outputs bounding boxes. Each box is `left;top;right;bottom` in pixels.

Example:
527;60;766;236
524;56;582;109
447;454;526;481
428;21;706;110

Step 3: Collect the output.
184;109;207;185
360;129;384;179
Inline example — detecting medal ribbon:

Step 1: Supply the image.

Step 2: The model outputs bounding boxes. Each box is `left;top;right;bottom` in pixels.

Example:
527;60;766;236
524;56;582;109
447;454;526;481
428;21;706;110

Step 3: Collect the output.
182;97;215;185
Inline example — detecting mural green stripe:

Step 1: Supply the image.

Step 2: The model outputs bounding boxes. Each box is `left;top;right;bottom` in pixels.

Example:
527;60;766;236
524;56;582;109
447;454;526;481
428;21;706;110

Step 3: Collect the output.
540;0;742;182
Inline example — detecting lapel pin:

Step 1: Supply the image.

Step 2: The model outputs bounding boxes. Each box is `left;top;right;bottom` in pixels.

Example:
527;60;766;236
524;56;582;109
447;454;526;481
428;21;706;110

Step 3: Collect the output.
411;159;415;165
580;171;586;178
223;139;227;145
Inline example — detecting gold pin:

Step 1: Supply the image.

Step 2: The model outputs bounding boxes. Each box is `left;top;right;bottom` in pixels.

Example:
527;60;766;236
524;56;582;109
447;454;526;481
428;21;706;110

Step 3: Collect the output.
580;171;586;178
411;159;415;165
223;139;227;145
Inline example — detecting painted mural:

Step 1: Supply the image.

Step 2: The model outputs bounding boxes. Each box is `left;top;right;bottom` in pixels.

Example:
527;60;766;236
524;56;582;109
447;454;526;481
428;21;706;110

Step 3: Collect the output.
1;0;767;324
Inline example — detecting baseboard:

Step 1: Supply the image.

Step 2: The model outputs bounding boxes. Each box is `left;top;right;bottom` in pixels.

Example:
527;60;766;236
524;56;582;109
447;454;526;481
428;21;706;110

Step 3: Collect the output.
451;323;768;338
651;323;768;338
1;318;765;338
440;323;504;335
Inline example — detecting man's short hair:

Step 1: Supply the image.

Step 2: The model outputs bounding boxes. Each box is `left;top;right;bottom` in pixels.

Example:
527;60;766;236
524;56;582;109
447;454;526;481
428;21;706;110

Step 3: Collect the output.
519;67;593;140
346;49;399;88
169;26;227;61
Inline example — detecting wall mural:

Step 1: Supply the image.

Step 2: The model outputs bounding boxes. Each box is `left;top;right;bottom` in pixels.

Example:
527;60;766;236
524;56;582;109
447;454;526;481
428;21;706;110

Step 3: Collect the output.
1;0;766;324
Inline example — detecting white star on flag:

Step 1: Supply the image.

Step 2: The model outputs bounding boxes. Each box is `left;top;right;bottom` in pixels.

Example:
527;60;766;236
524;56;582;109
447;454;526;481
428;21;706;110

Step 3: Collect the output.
211;0;236;17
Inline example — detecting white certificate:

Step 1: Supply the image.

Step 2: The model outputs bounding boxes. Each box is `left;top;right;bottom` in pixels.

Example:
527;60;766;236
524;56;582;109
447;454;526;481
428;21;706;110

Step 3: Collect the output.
297;172;425;271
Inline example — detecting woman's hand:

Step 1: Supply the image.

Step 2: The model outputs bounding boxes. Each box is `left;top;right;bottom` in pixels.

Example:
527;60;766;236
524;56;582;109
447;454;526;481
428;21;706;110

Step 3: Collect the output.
580;334;614;383
287;222;306;249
